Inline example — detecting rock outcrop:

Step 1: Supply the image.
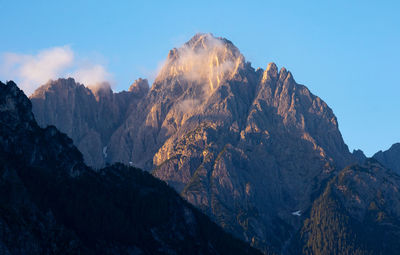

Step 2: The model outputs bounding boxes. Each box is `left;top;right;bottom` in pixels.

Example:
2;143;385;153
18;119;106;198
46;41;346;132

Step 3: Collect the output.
0;80;260;255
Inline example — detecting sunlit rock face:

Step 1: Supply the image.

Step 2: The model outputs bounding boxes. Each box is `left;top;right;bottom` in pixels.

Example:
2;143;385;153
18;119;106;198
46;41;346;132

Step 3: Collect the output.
30;33;355;253
151;57;353;253
111;34;353;253
108;33;257;170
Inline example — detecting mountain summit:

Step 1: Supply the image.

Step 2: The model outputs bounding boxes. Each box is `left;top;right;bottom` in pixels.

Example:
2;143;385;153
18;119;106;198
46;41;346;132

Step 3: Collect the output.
157;33;245;91
30;33;356;253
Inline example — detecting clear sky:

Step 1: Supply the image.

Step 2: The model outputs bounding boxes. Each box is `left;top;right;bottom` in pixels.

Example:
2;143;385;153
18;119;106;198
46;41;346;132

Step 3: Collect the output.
1;0;399;156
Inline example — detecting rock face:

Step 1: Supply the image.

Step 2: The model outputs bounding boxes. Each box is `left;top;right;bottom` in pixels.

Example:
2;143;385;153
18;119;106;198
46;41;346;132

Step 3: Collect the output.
30;33;356;253
294;159;400;255
30;78;148;168
0;80;260;255
352;149;367;164
373;143;400;174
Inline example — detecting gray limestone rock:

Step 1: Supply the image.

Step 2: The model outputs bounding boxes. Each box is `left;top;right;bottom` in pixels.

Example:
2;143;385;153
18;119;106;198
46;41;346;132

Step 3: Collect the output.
30;78;144;168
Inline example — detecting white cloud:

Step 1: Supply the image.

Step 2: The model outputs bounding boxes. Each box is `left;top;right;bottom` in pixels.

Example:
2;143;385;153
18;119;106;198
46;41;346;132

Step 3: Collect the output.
177;98;201;113
0;46;113;96
71;64;113;92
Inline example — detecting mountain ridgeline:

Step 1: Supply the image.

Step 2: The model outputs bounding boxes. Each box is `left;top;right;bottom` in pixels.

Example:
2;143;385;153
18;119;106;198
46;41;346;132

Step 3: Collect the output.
26;33;400;254
373;143;400;174
0;80;260;254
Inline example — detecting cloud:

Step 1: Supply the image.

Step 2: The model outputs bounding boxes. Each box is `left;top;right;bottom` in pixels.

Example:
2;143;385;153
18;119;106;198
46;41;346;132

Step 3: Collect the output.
0;46;113;96
177;98;201;113
154;34;244;116
71;64;112;92
159;34;243;94
1;46;74;95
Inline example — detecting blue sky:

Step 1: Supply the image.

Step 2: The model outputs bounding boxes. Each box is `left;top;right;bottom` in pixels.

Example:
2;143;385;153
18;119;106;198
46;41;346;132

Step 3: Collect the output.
1;0;399;156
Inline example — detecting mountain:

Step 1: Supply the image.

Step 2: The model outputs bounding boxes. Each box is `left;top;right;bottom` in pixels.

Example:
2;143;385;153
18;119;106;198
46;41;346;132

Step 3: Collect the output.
0;80;260;254
30;77;149;168
30;33;356;253
373;143;400;174
148;34;354;253
292;159;400;255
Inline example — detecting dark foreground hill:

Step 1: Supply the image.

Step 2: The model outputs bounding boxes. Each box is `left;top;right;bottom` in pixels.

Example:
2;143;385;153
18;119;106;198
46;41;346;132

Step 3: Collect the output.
0;80;260;255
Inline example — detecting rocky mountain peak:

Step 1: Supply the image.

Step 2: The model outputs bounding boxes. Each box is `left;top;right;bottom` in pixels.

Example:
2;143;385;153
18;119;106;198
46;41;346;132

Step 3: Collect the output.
279;67;288;80
156;33;245;93
261;62;278;82
352;149;367;164
373;143;400;173
30;78;141;168
183;33;236;51
128;77;149;96
0;80;35;130
30;78;85;99
31;78;112;102
376;143;400;154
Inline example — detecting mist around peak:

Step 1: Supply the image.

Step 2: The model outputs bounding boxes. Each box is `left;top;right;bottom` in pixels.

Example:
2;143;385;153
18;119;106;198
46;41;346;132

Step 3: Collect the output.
157;33;245;93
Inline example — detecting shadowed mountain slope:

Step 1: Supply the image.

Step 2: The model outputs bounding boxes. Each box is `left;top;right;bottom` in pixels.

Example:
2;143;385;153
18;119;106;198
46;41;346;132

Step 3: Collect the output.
291;159;400;255
373;143;400;174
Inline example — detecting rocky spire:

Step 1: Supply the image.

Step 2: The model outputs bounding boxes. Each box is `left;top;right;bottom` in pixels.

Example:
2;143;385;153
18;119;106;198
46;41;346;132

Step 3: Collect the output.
128;78;149;96
261;62;278;82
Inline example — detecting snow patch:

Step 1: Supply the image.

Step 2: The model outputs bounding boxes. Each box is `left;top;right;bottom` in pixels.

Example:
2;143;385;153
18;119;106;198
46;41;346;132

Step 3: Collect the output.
292;210;301;216
102;146;108;158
